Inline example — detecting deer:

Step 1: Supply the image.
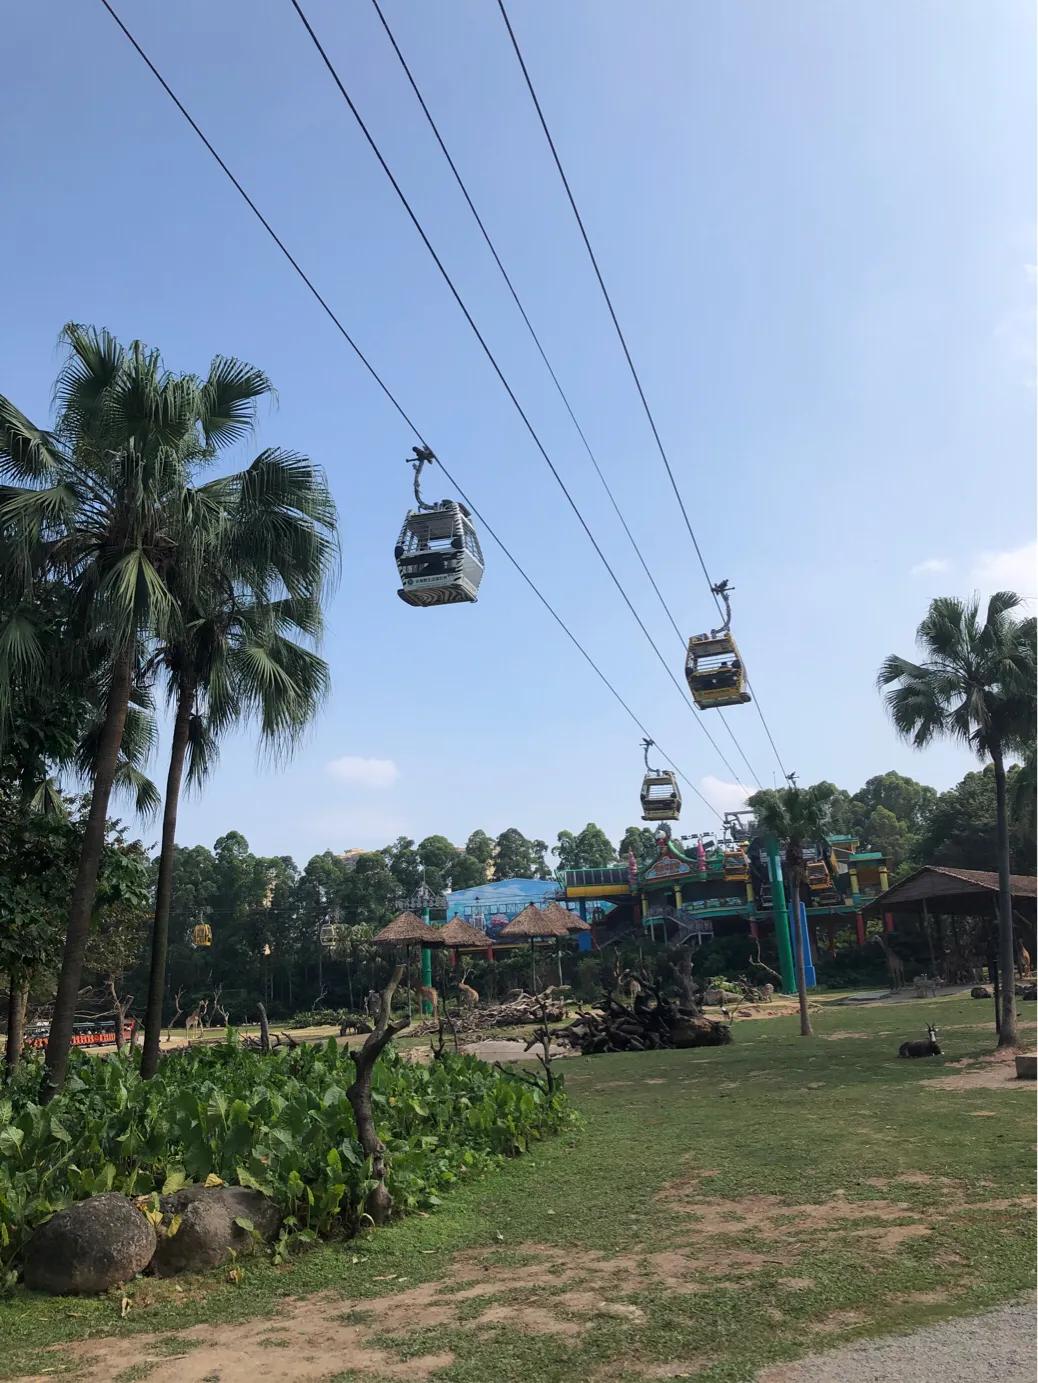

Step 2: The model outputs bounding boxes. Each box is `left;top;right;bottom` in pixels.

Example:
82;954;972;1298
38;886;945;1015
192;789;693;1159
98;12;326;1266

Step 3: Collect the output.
457;970;480;1009
185;998;208;1040
898;1024;942;1059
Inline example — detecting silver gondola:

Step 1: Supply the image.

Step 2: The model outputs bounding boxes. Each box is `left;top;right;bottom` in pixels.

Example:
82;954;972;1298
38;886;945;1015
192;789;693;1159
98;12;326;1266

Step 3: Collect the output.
395;447;485;607
640;737;682;821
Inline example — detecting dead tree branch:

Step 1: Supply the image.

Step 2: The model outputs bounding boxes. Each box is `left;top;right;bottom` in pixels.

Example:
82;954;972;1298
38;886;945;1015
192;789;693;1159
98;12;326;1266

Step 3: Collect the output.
347;963;408;1225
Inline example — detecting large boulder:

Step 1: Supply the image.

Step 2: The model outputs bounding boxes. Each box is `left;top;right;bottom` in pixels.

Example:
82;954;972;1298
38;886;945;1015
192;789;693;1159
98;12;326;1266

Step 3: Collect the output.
970;986;992;999
152;1185;282;1277
22;1193;156;1295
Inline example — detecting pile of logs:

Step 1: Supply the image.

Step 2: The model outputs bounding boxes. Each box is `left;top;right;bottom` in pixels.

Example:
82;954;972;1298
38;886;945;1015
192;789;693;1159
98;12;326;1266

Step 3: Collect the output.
552;982;731;1055
407;991;569;1039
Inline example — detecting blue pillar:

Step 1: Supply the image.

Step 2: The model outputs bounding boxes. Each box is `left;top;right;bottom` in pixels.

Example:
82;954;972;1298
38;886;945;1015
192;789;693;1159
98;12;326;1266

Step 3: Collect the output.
797;901;817;989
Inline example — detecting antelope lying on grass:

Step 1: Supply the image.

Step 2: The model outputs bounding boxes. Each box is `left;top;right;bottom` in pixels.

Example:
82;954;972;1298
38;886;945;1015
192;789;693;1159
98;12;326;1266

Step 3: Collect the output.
898;1024;942;1058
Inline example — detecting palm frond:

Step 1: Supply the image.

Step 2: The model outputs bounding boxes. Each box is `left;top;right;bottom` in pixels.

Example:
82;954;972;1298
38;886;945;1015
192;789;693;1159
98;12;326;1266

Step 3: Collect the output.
185;712;219;789
199;357;274;447
0;395;65;483
111;757;161;819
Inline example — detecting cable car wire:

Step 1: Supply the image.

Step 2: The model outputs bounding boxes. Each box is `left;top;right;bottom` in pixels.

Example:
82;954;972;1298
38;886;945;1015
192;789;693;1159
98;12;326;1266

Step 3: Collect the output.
285;0;750;788
495;0;789;783
368;0;761;791
92;0;723;822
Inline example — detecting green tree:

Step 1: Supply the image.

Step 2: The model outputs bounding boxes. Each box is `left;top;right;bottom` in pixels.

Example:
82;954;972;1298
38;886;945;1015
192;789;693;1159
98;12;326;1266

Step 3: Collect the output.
493;827;540;879
416;835;459;893
449;852;488;890
748;781;834;1037
618;826;657;871
141;423;336;1076
856;771;937;832
862;805;915;869
554;823;616;870
384;837;422;895
0;325;264;1095
464;830;495;872
879;592;1035;1046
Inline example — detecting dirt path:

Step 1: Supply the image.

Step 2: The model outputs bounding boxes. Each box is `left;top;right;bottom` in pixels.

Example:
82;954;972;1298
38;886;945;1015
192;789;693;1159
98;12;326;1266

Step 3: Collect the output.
757;1296;1037;1382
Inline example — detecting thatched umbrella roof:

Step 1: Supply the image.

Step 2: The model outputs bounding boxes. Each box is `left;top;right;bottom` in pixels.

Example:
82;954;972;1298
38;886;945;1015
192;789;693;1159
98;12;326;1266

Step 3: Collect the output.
499;904;570;940
541;899;591;933
373;912;444;946
439;917;490;949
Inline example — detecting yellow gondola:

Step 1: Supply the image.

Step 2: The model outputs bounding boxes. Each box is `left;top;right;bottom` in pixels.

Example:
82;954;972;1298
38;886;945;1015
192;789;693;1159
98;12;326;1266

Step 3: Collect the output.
639;738;682;821
686;580;751;710
804;861;831;893
192;922;213;948
722;848;750;882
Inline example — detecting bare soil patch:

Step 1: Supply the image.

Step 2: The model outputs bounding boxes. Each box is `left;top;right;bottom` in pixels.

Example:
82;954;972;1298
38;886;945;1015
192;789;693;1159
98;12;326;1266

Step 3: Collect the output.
922;1050;1037;1092
45;1293;454;1382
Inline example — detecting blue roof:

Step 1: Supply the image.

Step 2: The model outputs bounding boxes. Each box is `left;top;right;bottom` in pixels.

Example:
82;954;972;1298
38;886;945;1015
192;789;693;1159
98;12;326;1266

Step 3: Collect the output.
446;877;560;921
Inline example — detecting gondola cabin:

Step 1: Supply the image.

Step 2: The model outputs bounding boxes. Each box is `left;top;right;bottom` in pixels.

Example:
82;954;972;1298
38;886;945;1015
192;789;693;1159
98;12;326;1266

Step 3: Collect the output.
804;860;831;892
723;848;750;882
192;922;213;948
395;501;484;607
685;631;751;709
641;771;682;822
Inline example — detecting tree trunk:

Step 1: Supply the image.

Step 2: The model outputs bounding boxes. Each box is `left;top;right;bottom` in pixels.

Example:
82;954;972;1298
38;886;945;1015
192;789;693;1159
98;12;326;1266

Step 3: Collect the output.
992;745;1018;1047
346;964;407;1225
5;975;28;1076
44;648;133;1101
789;871;813;1037
141;677;195;1079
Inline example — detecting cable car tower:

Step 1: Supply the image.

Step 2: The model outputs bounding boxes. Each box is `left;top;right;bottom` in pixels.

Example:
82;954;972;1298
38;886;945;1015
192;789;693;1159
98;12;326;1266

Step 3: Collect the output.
639;738;682;822
685;579;751;709
394;447;485;607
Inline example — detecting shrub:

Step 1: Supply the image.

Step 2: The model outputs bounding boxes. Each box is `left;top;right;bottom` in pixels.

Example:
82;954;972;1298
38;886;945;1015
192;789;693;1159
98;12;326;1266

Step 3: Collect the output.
0;1037;570;1276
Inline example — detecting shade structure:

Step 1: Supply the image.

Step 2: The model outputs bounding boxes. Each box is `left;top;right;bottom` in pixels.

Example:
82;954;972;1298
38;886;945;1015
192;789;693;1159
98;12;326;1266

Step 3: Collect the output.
540;899;591;933
373;912;444;947
439;917;491;949
499;903;570;940
499;904;572;992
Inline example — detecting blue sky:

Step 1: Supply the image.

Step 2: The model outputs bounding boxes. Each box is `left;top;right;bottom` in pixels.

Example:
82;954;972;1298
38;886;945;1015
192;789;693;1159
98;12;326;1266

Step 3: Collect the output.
2;0;1034;865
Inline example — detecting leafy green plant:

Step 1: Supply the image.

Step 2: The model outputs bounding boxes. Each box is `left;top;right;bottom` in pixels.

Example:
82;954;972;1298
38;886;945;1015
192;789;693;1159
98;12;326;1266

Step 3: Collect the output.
0;1037;570;1275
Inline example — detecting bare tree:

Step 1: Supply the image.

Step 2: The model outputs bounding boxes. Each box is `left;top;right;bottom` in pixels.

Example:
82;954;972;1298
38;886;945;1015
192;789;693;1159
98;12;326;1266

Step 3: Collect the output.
210;985;230;1029
106;976;134;1057
347;964;407;1225
166;986;184;1044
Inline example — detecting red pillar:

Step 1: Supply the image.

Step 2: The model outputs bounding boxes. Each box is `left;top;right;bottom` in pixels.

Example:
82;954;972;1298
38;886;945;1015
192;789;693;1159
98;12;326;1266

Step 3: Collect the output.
749;920;760;939
855;912;866;946
884;912;895;934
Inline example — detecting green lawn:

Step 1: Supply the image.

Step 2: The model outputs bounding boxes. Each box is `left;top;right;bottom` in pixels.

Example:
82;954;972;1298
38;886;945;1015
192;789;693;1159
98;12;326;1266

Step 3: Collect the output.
3;994;1034;1382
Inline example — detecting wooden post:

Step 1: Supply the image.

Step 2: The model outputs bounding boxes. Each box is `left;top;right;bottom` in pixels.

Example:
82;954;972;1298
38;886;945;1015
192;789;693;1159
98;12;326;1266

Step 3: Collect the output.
854;912;866;947
922;899;937;977
884;912;895;934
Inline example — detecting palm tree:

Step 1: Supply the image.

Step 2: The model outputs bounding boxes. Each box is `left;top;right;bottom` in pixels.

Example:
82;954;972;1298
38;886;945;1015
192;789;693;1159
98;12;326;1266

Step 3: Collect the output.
141;505;337;1078
879;593;1036;1047
748;781;834;1037
0;324;270;1096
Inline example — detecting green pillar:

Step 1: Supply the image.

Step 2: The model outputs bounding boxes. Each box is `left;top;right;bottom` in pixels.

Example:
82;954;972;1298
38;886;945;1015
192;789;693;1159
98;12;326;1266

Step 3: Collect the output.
766;837;796;994
421;905;433;1014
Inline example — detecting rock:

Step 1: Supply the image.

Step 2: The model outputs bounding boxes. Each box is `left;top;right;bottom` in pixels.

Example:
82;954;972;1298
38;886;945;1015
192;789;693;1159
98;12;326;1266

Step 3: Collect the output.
1020;986;1037;1002
970;986;992;999
152;1186;282;1277
1014;1053;1037;1080
22;1193;156;1295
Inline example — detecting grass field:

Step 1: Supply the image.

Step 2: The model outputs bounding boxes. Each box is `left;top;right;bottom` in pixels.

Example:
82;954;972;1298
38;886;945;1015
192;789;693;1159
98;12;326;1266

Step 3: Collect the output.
2;993;1034;1382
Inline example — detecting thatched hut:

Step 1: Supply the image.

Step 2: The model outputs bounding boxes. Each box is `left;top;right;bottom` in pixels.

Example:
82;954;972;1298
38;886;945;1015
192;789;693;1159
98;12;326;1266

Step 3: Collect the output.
499;904;571;990
540;899;591;933
373;913;444;1019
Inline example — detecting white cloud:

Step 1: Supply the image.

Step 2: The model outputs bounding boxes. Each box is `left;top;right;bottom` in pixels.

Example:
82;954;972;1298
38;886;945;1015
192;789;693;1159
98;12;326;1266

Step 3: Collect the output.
325;755;400;789
970;542;1037;599
909;557;951;577
699;775;751;816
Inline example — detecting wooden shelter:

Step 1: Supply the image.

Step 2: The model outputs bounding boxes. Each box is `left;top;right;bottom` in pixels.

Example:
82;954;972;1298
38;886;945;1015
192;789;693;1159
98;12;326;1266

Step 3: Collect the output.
863;868;1037;921
373;912;444;1021
499;904;572;990
540;898;591;933
439;917;491;948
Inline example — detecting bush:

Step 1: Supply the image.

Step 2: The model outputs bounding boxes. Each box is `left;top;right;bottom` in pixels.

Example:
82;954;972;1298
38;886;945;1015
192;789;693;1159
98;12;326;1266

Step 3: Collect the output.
284;1008;353;1029
0;1037;570;1277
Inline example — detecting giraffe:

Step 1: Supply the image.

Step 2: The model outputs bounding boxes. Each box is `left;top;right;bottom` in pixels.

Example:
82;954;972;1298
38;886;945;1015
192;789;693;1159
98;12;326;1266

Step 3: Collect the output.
417;984;439;1018
457;971;479;1009
872;934;904;991
184;998;208;1039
